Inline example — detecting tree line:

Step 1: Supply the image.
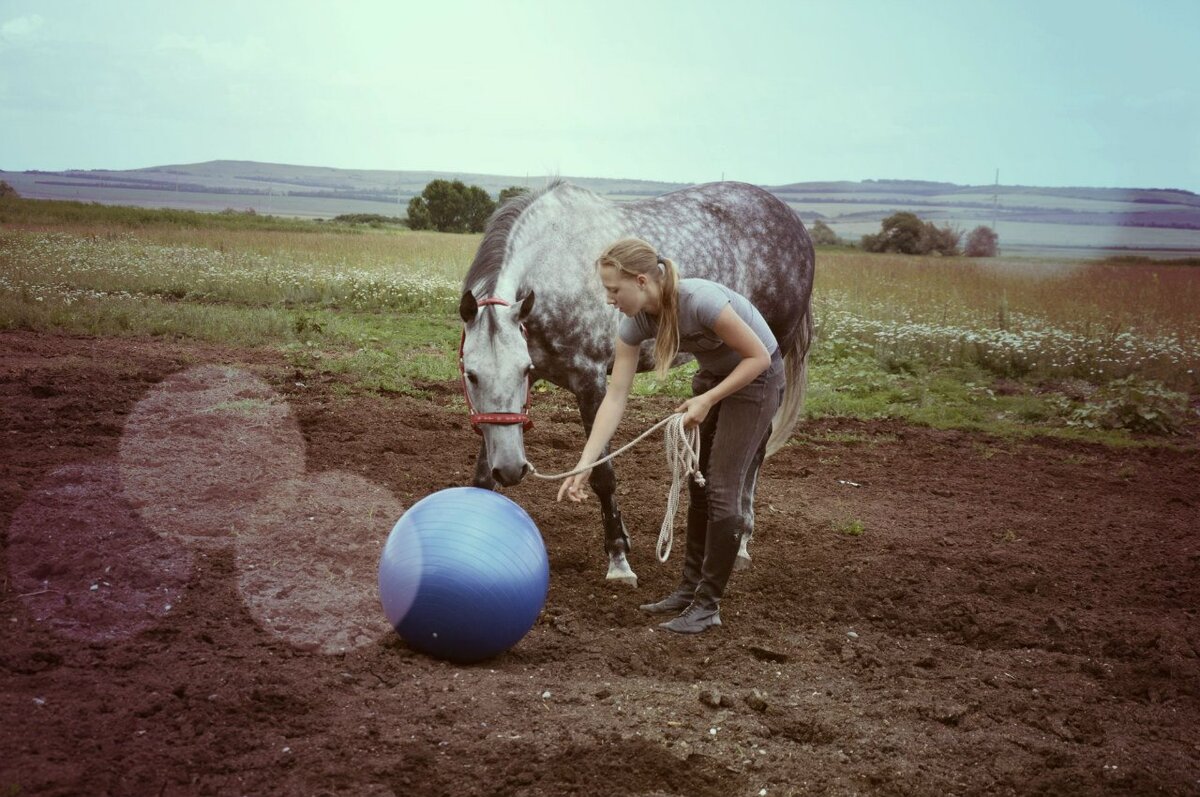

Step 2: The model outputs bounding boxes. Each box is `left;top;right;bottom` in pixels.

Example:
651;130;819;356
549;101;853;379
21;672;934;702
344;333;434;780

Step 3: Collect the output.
811;214;999;257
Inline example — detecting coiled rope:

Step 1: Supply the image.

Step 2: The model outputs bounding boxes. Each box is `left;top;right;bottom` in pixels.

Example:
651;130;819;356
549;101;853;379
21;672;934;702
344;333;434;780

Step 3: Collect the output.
528;413;704;562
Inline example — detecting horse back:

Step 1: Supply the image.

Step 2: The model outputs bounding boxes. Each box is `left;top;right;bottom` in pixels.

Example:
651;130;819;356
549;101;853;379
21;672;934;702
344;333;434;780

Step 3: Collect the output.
623;182;814;352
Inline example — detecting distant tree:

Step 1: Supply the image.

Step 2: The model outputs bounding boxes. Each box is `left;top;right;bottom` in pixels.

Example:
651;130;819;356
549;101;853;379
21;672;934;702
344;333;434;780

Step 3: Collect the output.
919;222;962;256
862;212;925;254
407;180;497;233
463;185;497;233
498;186;529;205
406;196;431;230
423;179;468;232
809;219;840;246
964;225;999;257
0;180;20;198
862;211;960;255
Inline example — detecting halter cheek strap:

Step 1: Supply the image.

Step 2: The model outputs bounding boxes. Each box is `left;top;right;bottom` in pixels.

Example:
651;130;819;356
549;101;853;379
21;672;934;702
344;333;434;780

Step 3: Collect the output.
459;297;534;435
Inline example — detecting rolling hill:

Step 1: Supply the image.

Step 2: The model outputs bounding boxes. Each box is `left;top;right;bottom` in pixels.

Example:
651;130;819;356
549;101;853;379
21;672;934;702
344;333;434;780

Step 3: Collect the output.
3;161;1199;257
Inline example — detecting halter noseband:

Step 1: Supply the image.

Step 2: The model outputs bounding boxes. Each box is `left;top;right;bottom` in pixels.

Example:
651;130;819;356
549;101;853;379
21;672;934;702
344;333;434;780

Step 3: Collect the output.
459;297;534;435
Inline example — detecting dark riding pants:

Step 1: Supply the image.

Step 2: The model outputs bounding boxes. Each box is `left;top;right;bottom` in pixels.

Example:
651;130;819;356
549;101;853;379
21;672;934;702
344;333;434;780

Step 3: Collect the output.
688;350;785;525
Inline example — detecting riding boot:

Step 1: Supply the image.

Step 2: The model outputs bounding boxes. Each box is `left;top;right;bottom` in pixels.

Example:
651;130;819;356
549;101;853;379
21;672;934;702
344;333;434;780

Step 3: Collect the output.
660;516;742;634
639;503;708;614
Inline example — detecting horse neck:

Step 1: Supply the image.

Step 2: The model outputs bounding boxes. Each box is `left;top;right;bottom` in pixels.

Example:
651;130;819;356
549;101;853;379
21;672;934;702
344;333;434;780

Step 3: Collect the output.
497;188;622;304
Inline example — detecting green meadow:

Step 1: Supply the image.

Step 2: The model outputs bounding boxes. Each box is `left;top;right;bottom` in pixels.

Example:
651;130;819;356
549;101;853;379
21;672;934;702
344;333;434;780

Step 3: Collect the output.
2;198;1196;442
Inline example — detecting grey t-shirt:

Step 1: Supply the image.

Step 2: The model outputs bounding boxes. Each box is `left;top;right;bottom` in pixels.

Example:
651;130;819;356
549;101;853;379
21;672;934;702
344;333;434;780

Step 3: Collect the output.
618;278;777;376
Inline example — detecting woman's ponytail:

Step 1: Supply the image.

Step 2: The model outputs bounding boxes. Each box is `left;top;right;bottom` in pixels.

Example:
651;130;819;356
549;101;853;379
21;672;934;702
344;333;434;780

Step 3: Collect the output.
653;257;680;379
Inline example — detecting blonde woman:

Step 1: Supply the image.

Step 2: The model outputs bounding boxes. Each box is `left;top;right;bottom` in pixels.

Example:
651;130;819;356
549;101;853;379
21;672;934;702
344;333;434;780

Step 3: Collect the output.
557;238;784;634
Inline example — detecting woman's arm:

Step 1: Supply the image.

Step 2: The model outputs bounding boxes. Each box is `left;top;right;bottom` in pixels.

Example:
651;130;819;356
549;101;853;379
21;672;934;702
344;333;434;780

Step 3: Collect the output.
557;338;641;502
675;304;771;428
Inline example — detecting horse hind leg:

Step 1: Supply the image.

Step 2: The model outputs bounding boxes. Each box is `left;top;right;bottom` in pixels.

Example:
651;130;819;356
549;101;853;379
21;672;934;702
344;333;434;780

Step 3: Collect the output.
735;424;771;571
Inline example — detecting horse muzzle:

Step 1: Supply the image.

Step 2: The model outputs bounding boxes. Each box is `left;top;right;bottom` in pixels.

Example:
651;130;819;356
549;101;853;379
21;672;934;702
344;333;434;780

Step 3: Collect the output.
480;423;531;486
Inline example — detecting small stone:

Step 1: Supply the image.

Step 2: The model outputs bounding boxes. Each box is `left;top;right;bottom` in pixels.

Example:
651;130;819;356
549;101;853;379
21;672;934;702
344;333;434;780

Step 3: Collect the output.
540;690;551;699
847;631;859;639
934;704;970;725
699;689;723;708
745;689;768;712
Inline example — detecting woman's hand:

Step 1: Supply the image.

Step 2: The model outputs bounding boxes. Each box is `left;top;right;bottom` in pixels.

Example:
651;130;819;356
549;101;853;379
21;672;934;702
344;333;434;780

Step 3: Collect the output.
675;395;713;429
557;468;592;502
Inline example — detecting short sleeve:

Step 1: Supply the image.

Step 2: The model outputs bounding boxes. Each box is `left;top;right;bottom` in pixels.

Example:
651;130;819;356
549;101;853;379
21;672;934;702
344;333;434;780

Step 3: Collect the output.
689;281;731;330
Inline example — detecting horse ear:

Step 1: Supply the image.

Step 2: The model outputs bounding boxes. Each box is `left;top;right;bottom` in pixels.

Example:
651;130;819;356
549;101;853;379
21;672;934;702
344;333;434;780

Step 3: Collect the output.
516;291;535;322
459;291;478;323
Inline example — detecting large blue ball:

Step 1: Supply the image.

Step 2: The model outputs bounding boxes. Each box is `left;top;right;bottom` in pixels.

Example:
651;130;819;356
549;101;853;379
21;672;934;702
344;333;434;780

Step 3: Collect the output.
378;487;549;663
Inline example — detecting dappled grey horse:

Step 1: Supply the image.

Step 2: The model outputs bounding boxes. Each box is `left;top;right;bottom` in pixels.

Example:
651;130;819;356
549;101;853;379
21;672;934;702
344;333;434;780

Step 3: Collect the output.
458;181;814;586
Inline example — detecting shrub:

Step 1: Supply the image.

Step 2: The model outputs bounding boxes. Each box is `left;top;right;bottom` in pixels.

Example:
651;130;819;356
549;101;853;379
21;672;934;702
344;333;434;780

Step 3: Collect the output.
331;213;404;227
965;225;999;257
862;212;924;254
810;219;840;245
1057;376;1190;435
0;180;19;198
862;212;960;255
919;222;961;256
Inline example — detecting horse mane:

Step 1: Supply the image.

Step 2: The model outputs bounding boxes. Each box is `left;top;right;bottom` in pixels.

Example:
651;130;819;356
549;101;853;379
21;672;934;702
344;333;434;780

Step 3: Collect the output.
463;180;565;297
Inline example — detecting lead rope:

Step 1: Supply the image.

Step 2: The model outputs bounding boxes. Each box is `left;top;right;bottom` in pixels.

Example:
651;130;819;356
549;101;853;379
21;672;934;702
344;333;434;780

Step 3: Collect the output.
528;413;704;562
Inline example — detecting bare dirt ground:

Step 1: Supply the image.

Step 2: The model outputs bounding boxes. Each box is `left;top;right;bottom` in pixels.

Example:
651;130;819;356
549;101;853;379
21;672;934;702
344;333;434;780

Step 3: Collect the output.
2;329;1198;796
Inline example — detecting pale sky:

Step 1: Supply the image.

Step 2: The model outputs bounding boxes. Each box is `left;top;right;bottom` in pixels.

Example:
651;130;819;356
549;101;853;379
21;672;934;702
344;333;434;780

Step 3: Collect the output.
2;0;1197;191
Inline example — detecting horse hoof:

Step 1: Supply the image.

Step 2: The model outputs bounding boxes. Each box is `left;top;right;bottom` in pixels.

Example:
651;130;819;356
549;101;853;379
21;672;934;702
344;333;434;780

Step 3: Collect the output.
734;553;752;572
605;567;638;588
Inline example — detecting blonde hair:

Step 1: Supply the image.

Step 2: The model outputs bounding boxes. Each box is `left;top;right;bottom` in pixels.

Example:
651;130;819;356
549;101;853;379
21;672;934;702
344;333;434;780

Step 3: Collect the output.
596;237;680;378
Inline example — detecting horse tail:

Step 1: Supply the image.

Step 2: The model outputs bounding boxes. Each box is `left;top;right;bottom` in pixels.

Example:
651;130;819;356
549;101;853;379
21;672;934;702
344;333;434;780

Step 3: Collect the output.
765;300;813;458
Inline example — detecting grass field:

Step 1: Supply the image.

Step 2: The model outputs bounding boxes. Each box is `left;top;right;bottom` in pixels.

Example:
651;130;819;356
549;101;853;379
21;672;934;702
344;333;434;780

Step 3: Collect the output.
2;198;1196;440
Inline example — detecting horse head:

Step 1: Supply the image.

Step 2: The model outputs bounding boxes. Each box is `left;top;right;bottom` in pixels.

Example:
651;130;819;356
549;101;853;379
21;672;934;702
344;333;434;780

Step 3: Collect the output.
458;290;536;486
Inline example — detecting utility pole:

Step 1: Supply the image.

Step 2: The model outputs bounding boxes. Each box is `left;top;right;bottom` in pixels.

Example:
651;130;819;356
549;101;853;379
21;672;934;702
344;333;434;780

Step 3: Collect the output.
992;168;999;230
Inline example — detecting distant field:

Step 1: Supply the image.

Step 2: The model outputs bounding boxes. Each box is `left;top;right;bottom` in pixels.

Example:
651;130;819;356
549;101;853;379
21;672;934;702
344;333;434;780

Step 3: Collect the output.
2;181;413;220
826;219;1200;258
5;161;1199;258
2;198;1195;438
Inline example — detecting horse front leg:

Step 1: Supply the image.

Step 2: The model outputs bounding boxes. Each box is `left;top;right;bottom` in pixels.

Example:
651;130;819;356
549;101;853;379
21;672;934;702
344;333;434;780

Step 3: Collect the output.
576;384;636;587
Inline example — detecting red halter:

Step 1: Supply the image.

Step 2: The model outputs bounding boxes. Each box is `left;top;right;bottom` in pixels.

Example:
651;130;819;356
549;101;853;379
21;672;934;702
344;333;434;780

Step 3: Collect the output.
459;297;534;435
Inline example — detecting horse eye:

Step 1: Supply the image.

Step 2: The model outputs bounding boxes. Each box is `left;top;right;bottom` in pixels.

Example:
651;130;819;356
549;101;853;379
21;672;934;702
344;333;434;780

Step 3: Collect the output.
524;364;534;375
467;371;479;385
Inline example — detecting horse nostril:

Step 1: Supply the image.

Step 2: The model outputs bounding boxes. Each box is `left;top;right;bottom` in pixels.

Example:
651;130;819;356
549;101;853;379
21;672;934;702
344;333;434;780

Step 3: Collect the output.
491;464;530;486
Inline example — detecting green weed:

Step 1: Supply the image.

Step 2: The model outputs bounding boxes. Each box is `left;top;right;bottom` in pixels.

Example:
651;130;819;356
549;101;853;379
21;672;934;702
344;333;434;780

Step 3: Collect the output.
833;518;865;536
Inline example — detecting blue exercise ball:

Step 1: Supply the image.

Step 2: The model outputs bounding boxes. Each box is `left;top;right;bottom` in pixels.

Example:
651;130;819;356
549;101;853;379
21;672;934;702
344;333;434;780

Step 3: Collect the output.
378;487;549;664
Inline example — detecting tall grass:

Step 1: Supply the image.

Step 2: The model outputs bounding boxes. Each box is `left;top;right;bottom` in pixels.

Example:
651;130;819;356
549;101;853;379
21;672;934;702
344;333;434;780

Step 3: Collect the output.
814;250;1199;392
0;230;468;313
